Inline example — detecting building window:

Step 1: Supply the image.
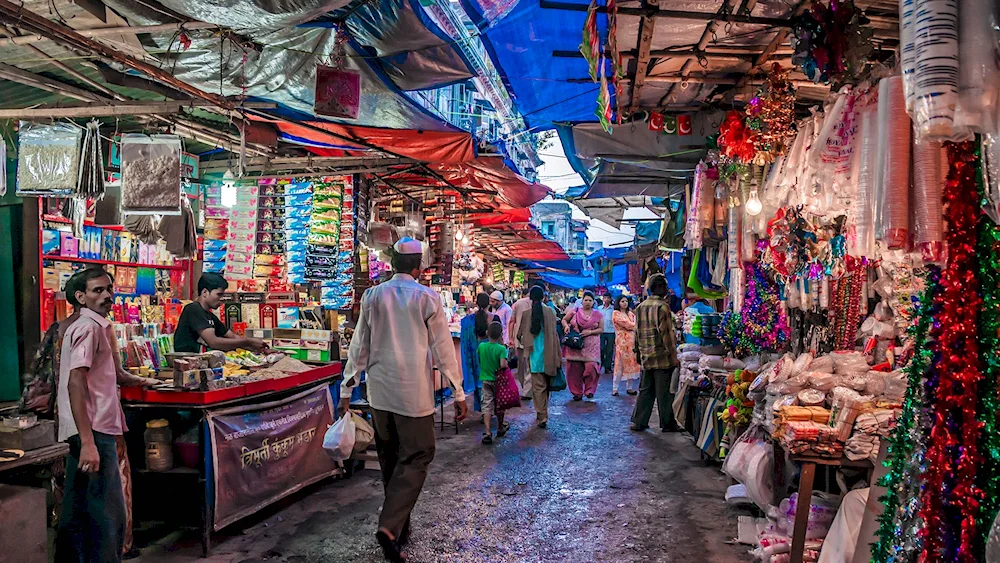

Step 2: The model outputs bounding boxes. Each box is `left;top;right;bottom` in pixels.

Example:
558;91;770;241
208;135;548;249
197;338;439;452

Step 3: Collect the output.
576;237;585;252
542;221;555;237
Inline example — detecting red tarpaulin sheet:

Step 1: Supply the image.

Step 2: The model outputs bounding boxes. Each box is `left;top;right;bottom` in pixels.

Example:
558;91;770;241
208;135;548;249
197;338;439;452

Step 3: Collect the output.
248;115;475;164
429;158;550;208
496;240;569;261
469;207;532;226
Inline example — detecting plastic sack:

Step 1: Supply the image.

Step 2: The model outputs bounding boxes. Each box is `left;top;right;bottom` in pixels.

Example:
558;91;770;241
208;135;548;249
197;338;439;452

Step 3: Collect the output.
351;412;374;454
322;414;356;462
791;353;814;376
807;355;834;374
831;351;869;375
807;372;838;392
120;134;182;215
882;370;907;401
679;351;702;362
16;121;81;196
797;388;826;406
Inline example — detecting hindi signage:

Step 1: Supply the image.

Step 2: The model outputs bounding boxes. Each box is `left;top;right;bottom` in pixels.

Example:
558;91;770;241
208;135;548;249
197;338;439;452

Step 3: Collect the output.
208;384;338;530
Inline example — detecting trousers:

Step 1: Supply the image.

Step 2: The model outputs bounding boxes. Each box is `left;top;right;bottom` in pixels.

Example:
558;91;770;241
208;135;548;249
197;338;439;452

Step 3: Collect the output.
371;409;436;539
600;333;615;372
55;432;127;563
566;360;600;398
631;368;679;431
531;371;550;424
516;348;531;397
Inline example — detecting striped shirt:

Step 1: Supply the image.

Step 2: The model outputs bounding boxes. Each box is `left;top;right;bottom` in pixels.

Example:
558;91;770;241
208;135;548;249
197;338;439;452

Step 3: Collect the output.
634;295;678;370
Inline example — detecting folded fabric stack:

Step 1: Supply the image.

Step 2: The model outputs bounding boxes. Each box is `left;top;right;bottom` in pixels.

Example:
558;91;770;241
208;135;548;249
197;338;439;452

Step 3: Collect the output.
845;433;879;462
779;420;843;458
853;409;898;436
678;343;705;385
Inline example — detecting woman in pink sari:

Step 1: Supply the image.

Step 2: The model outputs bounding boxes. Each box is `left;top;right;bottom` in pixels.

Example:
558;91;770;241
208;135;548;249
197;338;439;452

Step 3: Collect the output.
562;291;603;401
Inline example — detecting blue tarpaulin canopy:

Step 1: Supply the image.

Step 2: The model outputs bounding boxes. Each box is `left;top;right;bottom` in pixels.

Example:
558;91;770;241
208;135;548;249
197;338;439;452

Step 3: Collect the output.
461;0;610;127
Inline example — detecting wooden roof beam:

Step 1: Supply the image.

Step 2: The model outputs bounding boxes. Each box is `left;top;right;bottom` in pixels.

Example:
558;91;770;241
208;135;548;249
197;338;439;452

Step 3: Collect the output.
0;100;276;119
628;0;659;113
656;0;741;108
0;61;108;103
0;21;218;47
539;0;791;26
715;0;812;102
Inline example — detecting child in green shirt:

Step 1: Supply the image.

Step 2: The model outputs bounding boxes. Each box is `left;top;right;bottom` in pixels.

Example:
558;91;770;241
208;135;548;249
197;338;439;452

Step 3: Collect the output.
477;322;509;444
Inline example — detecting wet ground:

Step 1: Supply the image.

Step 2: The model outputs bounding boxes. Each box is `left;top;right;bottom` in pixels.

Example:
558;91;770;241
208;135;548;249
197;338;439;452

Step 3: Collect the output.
139;374;751;562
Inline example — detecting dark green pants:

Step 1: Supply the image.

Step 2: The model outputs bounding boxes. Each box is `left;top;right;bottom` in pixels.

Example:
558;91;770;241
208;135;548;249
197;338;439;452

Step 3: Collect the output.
371;409;436;539
55;431;126;563
630;368;679;431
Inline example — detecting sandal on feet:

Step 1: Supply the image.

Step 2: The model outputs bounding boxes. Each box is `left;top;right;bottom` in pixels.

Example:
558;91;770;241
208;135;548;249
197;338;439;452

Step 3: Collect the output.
586;393;594;399
629;424;648;432
481;433;493;444
496;422;510;437
537;421;547;429
612;391;619;396
572;395;582;401
376;531;406;563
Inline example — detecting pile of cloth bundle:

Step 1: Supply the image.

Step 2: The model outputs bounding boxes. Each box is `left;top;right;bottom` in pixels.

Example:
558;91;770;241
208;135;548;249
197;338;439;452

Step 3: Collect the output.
750;492;840;562
677;343;732;386
753;351;905;459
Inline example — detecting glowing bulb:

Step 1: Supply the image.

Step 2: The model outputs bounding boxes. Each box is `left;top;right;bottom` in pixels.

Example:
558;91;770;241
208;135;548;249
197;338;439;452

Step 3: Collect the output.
462;235;470;245
745;189;762;216
454;229;464;241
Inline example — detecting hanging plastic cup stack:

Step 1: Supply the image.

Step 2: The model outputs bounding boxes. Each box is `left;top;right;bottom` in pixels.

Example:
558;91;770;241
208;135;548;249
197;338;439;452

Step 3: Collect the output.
881;76;911;250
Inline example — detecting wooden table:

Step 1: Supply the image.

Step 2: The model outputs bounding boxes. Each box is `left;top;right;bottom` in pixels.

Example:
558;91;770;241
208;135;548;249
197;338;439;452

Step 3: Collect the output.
773;443;874;563
0;443;68;474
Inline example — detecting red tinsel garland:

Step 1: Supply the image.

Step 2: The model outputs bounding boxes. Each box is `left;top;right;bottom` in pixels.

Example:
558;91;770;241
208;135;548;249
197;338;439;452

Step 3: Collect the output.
717;110;757;163
918;141;984;563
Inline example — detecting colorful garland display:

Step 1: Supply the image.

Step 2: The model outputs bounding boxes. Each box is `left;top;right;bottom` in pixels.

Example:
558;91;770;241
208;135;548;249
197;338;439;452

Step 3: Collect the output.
976;140;1000;560
762;207;849;279
745;64;797;164
719;262;789;357
918;141;984;563
872;266;940;563
790;0;874;85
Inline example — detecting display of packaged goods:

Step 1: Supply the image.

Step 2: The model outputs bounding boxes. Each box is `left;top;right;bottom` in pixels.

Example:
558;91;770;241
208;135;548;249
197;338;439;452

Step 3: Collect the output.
120;134;182;215
228;206;258;221
202;250;227;262
203;239;227;251
16;121;82;196
42;229;60;255
203;261;225;273
257;243;285;255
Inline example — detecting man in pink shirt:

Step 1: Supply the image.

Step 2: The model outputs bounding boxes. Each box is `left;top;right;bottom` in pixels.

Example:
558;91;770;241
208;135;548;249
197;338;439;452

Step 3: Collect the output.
54;268;133;562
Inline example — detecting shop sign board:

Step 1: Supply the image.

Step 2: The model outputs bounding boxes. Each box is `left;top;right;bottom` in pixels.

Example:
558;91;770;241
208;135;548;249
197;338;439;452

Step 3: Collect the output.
207;384;338;530
314;65;361;120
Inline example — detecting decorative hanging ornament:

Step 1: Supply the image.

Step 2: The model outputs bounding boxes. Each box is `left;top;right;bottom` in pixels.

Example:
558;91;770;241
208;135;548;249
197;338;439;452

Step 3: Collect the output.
747;64;797;164
790;0;874;85
718;110;757;164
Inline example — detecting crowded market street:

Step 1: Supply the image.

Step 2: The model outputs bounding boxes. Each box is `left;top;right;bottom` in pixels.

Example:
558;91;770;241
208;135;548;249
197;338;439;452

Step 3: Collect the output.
138;376;747;563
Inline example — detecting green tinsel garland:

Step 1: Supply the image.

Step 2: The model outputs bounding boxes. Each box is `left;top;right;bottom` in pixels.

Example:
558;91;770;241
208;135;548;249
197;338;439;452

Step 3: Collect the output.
976;137;1000;560
872;266;940;563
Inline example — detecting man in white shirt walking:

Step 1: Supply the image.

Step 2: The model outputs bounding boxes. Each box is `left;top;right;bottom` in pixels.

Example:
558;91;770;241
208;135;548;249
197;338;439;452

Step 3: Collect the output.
596;293;617;374
338;237;468;563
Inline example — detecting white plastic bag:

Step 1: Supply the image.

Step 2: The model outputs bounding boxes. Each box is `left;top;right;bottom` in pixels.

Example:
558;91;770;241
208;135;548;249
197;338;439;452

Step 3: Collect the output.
352;412;375;453
323;414;356;462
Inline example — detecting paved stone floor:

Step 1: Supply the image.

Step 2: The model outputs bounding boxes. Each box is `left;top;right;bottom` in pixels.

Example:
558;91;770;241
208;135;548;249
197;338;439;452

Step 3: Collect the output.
138;374;751;562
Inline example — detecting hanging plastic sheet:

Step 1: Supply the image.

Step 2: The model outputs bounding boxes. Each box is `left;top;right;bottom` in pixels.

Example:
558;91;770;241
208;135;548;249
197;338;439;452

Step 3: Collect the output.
102;0;458;131
335;0;474;90
427;159;551;208
250;114;475;163
120;134;183;216
685;163;706;250
460;0;609;126
156;0;350;31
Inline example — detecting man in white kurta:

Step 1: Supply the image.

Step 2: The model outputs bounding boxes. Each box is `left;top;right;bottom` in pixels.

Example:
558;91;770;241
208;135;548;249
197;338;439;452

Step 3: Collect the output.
339;237;467;562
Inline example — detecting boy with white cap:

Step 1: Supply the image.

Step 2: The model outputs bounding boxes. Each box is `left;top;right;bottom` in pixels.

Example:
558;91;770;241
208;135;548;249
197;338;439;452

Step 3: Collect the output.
339;237;468;562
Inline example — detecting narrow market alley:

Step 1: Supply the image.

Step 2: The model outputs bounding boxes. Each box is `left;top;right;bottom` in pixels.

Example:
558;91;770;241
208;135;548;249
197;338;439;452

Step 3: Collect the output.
138;375;749;563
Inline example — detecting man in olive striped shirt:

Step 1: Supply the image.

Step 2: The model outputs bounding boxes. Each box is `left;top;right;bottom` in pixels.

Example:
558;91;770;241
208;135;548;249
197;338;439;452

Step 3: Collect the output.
630;273;681;432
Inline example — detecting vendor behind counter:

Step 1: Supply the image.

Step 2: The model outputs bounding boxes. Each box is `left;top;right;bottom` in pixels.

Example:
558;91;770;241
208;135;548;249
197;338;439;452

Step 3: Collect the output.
174;273;265;354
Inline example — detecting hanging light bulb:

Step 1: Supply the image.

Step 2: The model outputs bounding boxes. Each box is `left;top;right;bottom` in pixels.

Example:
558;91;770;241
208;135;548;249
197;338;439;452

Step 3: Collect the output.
462;234;471;246
745;189;763;216
454;228;464;241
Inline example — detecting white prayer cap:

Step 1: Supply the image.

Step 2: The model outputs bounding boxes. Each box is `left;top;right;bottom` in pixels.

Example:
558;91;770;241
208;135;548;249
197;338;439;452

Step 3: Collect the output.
490;291;503;301
394;237;423;255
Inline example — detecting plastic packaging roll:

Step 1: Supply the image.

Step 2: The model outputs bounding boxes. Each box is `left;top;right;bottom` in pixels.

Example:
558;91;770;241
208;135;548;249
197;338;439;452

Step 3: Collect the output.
913;138;947;262
911;0;960;141
686;163;706;249
874;78;891;239
879;76;912;249
853;101;879;258
728;205;742;270
899;0;917;113
956;0;1000;133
